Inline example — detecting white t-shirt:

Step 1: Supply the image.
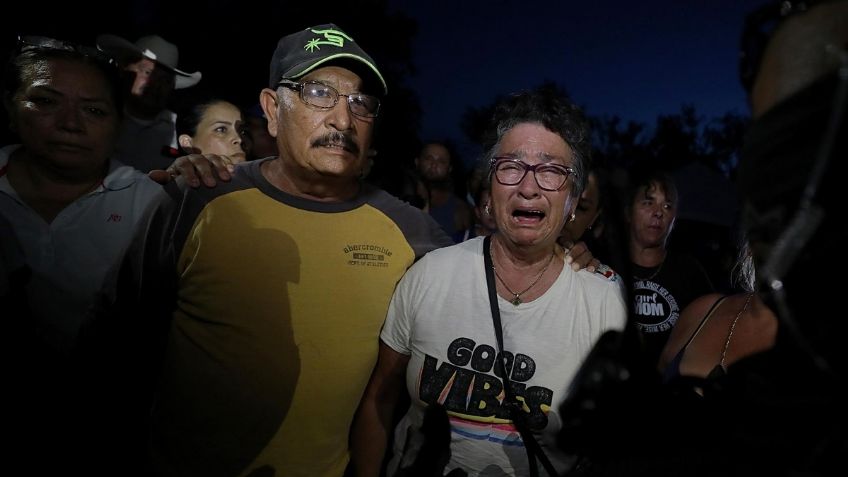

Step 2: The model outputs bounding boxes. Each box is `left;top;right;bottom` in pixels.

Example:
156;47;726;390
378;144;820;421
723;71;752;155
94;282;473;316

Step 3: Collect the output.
381;236;627;476
0;145;165;352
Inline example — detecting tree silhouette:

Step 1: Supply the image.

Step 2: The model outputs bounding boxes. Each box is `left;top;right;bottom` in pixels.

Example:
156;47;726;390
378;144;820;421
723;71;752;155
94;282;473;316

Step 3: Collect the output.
458;84;747;178
648;104;704;170
703;112;750;177
591;115;651;170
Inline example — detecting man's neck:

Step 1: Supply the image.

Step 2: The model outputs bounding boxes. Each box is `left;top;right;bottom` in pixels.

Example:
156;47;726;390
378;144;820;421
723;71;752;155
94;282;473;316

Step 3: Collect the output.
427;187;453;207
125;100;165;121
262;158;360;203
422;178;452;191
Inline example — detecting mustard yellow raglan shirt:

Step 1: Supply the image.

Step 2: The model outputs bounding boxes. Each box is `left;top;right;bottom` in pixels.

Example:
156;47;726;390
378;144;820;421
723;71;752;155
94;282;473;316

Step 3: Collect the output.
108;158;451;476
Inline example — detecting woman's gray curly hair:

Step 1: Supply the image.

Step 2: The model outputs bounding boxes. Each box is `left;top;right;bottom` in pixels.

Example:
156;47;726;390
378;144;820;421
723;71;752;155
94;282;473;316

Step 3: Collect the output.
480;87;591;198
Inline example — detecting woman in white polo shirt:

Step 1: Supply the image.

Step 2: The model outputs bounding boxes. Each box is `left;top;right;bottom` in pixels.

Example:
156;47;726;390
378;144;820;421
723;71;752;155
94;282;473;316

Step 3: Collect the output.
0;36;162;355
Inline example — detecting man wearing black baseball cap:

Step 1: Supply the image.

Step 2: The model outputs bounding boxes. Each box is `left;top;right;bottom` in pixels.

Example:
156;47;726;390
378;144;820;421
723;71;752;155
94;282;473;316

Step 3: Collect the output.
96;24;450;476
268;23;387;96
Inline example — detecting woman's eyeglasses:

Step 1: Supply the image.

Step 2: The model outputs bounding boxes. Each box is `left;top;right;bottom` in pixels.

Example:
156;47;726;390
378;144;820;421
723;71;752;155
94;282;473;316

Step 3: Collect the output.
491;158;575;191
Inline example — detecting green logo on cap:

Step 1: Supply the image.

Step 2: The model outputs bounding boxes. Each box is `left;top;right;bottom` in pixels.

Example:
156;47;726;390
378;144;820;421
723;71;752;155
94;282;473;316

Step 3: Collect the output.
304;28;354;52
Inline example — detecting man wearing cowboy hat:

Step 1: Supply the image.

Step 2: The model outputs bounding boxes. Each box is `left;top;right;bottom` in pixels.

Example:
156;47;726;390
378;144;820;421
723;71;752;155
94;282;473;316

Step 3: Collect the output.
97;34;201;172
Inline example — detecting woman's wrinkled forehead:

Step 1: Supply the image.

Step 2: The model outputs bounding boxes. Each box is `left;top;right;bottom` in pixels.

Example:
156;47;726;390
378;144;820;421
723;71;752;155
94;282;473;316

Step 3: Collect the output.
494;123;573;163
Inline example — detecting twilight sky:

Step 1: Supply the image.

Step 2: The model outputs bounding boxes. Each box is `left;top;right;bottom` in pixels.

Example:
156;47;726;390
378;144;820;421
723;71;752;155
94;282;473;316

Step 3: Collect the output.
388;0;767;162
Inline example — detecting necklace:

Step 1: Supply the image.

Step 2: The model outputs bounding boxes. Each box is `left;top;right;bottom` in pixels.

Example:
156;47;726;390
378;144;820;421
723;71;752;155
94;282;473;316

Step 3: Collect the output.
719;292;754;367
491;244;556;306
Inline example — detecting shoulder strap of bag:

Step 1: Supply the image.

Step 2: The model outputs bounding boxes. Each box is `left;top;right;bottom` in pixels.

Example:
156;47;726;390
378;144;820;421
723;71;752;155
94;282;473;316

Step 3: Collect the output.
483;235;558;477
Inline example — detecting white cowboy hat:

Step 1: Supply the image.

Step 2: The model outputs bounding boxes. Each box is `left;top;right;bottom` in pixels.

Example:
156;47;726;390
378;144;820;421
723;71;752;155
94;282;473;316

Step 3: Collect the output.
96;34;202;89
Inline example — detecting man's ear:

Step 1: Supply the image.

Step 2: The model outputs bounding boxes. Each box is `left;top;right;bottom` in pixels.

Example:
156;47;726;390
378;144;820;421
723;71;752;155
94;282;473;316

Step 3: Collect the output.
259;88;279;138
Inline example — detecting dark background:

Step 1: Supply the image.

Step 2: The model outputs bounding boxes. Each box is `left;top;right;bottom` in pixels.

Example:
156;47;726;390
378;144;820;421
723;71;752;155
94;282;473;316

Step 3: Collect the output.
2;0;764;167
1;0;770;290
1;0;423;174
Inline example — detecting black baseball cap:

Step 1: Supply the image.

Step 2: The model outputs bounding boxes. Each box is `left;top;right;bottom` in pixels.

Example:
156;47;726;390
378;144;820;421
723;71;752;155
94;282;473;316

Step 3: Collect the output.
269;24;387;95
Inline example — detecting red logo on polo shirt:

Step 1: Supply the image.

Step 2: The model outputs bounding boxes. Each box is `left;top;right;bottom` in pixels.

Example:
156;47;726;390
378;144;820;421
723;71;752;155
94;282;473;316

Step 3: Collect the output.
107;214;123;222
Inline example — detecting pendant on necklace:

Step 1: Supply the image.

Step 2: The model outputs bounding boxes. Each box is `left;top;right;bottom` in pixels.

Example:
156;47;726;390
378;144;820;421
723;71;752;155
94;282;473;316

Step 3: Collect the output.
510;295;522;306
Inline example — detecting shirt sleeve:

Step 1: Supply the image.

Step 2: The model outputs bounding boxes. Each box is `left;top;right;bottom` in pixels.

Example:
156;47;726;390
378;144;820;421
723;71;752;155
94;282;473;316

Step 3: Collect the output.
380;255;429;355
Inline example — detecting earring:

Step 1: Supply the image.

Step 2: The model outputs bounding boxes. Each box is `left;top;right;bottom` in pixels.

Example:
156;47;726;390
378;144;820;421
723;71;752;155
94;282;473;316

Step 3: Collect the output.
569;212;576;222
485;204;491;215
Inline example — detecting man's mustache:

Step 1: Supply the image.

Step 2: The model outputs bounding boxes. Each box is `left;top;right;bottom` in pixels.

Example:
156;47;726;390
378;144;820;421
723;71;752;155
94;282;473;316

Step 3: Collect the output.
312;132;360;155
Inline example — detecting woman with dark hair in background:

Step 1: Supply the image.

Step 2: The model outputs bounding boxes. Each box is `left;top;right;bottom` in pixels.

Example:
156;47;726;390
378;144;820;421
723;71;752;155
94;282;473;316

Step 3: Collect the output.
176;97;249;163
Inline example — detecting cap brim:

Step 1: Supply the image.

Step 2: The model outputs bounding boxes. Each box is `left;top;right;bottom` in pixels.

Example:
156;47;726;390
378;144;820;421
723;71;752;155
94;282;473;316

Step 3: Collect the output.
283;53;387;95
